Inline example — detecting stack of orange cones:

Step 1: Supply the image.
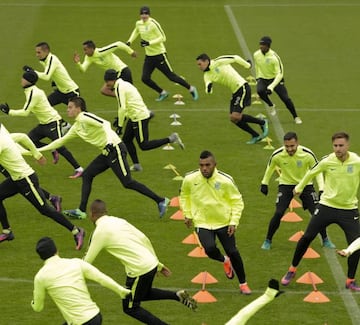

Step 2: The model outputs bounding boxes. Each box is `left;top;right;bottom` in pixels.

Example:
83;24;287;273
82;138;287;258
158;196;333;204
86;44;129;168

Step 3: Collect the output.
192;271;218;303
297;271;330;303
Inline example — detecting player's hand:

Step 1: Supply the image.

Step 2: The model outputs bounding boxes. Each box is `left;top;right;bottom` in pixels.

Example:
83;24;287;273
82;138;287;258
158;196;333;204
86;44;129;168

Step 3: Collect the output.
336;249;350;257
227;225;236;236
260;184;268;195
266;88;272;95
23;65;33;72
0;103;10;114
73;52;80;63
37;156;47;166
207;83;213;93
126;41;131;46
160;265;172;277
184;217;193;228
115;126;122;136
246;59;252;68
140;39;150;47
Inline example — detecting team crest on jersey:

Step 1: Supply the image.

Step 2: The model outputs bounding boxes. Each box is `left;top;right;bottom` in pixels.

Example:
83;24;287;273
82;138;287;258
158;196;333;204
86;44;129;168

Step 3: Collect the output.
347;165;353;173
215;67;220;73
297;160;303;167
214;182;221;190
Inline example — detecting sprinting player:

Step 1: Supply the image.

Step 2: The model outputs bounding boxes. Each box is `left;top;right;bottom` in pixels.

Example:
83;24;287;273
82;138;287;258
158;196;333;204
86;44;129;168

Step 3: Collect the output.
259;131;334;250
0;70;83;178
38;96;170;219
281;132;360;291
180;150;251;294
32;237;131;324
74;39;137;96
83;199;197;324
24;42;80;107
0;123;84;250
196;53;268;144
127;6;198;101
253;36;302;123
104;69;185;172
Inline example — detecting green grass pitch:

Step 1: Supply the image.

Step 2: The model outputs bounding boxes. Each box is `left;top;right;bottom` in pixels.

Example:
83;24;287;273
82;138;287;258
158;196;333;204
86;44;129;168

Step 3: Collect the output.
0;0;359;324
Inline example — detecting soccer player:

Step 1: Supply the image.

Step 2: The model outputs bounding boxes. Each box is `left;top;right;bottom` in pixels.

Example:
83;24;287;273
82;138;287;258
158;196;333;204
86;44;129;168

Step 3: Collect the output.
337;237;360;257
73;39;137;96
0;70;83;178
180;150;252;295
281;132;360;291
225;279;283;325
32;237;131;324
0;123;84;250
24;42;80;107
38;96;170;219
104;69;185;172
127;6;199;101
196;53;268;144
253;36;302;124
259;131;335;250
83;199;197;324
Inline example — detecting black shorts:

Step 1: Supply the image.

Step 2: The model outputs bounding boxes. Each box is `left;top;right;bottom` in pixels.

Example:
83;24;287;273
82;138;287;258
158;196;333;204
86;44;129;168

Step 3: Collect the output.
276;184;317;213
230;83;251;113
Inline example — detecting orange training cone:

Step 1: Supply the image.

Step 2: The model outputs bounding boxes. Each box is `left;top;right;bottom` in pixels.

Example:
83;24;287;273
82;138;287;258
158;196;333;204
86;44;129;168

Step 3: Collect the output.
289;231;304;242
289;198;302;209
170;196;180;207
193;289;217;303
303;290;330;303
182;232;199;245
191;271;218;284
188;246;208;258
303;247;320;259
281;211;303;222
296;271;324;285
170;210;184;220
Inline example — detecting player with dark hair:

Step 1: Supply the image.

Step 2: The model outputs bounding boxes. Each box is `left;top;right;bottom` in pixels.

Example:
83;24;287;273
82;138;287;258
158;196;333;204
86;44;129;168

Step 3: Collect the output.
0;123;84;250
180;150;252;294
0;70;83;178
84;199;197;324
32;236;131;324
38;96;170;219
196;53;268;144
104;69;185;172
23;42;80;107
73;39;137;96
260;131;335;250
253;36;302;124
127;6;198;101
281;132;360;291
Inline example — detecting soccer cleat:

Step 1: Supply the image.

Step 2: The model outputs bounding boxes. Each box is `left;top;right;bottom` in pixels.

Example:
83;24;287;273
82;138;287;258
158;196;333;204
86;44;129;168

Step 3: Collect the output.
294;117;303;124
223;256;234;279
155;91;169;102
246;135;262;144
49;195;62;212
346;279;360;292
74;227;85;250
190;86;199;101
260;119;269;138
0;231;14;243
63;208;87;220
261;239;272;250
322;238;336;249
281;269;296;286
268;104;276;116
130;164;143;172
176;290;198;311
158;197;170;218
169;132;185;150
69;167;84;179
239;283;252;295
52;150;59;164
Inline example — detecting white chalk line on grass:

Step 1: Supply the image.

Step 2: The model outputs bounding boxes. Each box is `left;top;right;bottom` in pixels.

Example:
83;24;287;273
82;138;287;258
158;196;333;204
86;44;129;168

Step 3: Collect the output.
225;4;360;325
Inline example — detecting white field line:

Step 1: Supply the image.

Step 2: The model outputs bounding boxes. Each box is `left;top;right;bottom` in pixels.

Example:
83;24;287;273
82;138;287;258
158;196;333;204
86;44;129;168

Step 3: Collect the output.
225;3;360;325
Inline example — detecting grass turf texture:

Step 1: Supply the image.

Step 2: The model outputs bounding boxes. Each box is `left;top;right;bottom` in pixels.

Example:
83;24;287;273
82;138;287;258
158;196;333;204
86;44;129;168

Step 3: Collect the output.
0;0;360;324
